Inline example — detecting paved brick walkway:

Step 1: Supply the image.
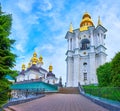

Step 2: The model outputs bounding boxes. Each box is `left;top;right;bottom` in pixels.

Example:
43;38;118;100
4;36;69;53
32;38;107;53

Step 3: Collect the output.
9;94;109;111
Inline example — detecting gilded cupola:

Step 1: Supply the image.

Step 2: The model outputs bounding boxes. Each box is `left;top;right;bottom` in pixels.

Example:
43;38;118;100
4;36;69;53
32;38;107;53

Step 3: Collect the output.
31;52;38;65
22;64;26;71
49;64;53;72
27;62;31;68
38;55;43;64
80;12;94;31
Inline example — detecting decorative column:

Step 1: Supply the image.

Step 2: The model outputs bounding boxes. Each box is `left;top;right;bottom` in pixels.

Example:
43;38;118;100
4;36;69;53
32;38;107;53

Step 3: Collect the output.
68;39;70;50
73;55;79;86
76;36;79;48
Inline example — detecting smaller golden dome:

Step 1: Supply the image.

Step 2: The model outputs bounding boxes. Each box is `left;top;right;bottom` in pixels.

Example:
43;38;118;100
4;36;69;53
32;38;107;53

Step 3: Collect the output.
49;64;53;72
38;55;43;64
28;62;31;68
80;12;94;31
22;64;26;70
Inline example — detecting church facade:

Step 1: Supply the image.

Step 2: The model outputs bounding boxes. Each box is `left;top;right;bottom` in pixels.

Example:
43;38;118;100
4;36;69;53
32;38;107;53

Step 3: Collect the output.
65;12;107;87
16;52;58;85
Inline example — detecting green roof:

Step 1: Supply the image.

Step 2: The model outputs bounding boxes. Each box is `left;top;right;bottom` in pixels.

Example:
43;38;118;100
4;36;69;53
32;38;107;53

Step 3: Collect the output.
11;81;58;92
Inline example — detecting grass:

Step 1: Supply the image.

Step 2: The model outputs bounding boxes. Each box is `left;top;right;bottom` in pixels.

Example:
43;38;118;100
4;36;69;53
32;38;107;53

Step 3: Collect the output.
83;85;120;102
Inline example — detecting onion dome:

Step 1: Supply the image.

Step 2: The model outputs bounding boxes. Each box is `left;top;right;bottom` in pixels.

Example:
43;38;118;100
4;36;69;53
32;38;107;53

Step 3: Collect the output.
69;23;73;33
49;64;53;72
22;64;26;71
31;52;38;65
47;64;55;77
38;55;43;64
27;62;31;68
80;12;94;31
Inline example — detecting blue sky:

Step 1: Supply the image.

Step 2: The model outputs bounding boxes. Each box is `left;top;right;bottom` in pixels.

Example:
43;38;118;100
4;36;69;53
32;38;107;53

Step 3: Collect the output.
1;0;120;83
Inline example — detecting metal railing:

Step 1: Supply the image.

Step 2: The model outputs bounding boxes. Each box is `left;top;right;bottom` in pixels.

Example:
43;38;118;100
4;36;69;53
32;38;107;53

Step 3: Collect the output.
78;82;85;94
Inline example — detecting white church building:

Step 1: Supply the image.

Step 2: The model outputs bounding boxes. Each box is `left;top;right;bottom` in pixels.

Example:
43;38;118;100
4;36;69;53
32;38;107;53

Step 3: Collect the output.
65;12;107;87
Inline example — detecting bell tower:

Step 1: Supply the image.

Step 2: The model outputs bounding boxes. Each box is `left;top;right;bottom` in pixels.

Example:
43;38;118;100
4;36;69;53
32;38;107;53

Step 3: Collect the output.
65;12;107;87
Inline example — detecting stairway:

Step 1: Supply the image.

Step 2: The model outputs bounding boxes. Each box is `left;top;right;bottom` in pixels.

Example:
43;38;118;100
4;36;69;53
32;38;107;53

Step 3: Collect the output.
4;106;15;111
59;87;80;94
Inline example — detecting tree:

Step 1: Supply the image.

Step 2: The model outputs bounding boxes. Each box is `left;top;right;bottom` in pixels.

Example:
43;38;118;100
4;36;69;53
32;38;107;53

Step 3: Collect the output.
0;4;16;107
97;62;111;87
111;52;120;87
0;4;16;79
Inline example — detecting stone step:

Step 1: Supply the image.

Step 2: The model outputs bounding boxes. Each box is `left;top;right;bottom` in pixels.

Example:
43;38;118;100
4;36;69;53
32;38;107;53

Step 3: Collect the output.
4;107;16;111
59;87;80;94
3;108;11;111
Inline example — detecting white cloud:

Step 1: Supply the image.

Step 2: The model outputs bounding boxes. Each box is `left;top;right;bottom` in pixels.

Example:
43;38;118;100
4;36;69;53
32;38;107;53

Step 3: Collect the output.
26;14;39;25
35;44;54;54
17;0;34;13
15;44;24;52
12;14;28;52
39;0;52;12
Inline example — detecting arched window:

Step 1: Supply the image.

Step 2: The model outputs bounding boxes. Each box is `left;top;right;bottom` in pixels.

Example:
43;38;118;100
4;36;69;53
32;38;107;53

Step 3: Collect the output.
80;39;90;50
83;62;87;65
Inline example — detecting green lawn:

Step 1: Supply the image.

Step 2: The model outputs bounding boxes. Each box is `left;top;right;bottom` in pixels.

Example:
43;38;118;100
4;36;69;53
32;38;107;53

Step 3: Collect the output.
83;85;120;102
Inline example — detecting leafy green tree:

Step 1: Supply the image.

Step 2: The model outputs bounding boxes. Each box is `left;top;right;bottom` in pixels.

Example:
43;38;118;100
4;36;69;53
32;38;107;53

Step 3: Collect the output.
111;52;120;87
9;70;18;80
0;5;16;78
97;62;111;87
0;4;16;107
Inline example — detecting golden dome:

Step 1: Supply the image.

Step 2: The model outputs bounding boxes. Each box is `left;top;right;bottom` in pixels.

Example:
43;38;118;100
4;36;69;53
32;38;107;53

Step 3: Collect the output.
28;62;31;68
80;12;94;31
38;55;43;64
22;64;26;70
31;52;38;65
49;64;53;72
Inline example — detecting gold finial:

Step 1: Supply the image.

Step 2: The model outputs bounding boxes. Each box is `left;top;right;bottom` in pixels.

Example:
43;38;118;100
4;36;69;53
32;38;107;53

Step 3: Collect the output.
28;62;31;68
49;64;53;72
22;64;26;70
69;22;73;33
38;55;43;64
33;52;37;57
98;16;102;26
31;52;38;65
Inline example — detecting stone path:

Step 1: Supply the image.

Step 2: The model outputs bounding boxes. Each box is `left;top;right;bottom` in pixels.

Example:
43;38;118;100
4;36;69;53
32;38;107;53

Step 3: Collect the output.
9;94;109;111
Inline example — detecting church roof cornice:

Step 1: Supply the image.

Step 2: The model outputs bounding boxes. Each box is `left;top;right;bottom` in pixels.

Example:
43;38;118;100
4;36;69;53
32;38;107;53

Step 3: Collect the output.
95;45;107;50
65;31;75;39
95;25;107;33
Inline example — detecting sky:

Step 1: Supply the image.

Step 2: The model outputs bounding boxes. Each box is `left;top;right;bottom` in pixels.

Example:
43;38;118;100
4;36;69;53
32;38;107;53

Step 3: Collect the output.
1;0;120;84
